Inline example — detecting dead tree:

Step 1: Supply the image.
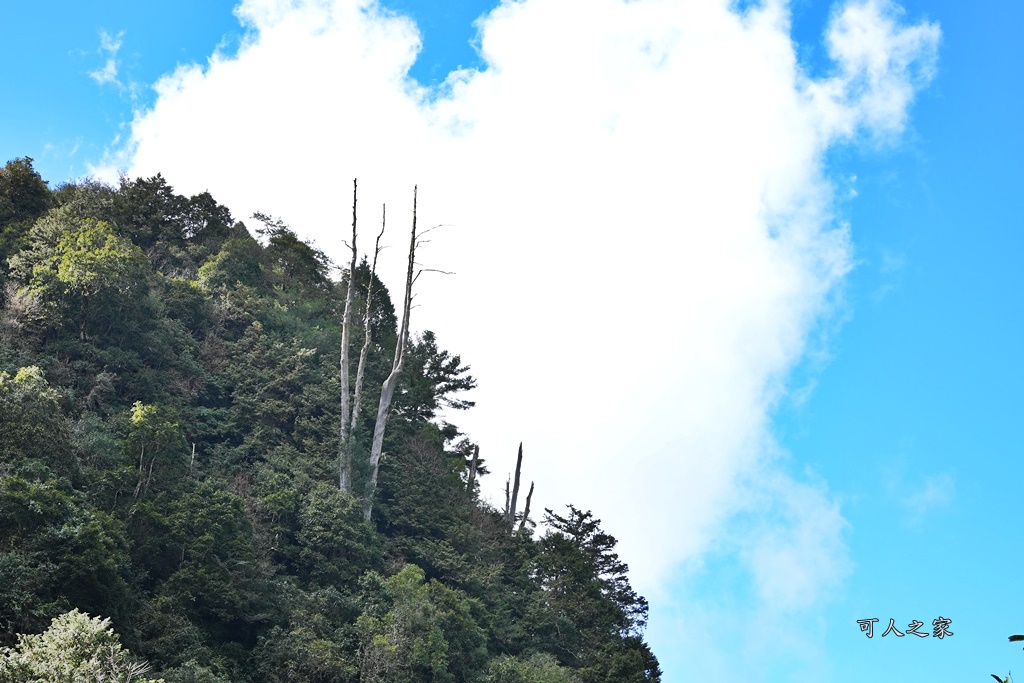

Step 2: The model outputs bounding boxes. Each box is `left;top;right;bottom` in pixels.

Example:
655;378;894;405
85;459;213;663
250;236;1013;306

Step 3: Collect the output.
350;206;386;434
517;481;534;533
364;186;418;521
505;442;524;527
502;442;534;532
467;444;480;491
339;179;359;493
503;476;511;518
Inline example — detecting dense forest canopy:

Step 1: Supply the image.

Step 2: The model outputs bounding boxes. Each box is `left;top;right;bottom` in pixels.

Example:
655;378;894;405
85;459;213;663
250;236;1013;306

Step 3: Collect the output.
0;157;661;682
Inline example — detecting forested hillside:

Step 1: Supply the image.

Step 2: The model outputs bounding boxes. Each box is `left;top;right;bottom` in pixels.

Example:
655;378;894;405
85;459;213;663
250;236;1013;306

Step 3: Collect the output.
0;157;661;682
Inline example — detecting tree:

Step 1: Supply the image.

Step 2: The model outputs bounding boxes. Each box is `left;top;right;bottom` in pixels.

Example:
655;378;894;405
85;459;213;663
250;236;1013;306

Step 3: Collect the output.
347;207;387;487
0;609;163;683
57;218;147;341
532;507;660;681
357;564;486;683
0;158;50;226
197;227;265;291
109;174;235;276
339;180;359;493
486;654;580;683
393;331;476;425
9;207;147;340
0;157;51;275
112;174;186;251
0;475;132;651
125;402;187;498
364;187;419;521
294;482;379;589
253;213;331;295
540;507;649;639
0;366;76;480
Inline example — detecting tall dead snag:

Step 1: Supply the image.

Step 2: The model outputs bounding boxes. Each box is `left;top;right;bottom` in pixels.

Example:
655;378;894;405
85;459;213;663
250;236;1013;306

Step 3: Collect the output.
350;205;386;434
503;477;511;518
339;179;359;493
505;442;524;528
502;442;534;532
364;186;418;521
466;445;480;491
517;481;534;533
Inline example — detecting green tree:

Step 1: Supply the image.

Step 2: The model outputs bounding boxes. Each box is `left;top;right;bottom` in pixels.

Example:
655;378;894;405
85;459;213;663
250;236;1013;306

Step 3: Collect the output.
111;175;235;275
125;402;187;498
128;482;268;626
540;506;649;639
9;207;147;340
253;213;331;298
295;483;379;589
112;174;185;252
358;564;486;683
55;218;147;340
252;586;359;683
194;223;261;287
0;609;162;683
394;330;477;425
375;424;476;582
486;654;580;683
0;366;76;479
0;157;50;274
0;476;131;646
532;507;661;681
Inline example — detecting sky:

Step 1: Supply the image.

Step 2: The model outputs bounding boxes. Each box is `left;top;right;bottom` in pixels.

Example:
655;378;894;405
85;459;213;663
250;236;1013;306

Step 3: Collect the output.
2;0;1023;681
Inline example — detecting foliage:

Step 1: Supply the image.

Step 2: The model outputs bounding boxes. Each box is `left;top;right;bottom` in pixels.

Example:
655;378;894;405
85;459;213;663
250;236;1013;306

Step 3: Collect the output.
0;158;51;283
486;654;580;683
0;160;661;681
9;208;147;341
0;366;76;479
126;402;187;497
0;158;50;229
357;564;486;683
0;609;162;683
394;331;477;423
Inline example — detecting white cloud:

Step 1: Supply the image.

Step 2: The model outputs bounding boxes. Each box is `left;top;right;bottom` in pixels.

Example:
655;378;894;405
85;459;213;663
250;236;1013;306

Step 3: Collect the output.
884;468;954;525
904;473;954;520
91;0;939;675
88;30;124;86
806;0;940;142
736;468;851;610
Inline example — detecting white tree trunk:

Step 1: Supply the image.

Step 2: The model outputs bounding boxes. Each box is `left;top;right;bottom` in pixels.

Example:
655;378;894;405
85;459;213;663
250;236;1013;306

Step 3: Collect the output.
339;179;358;493
350;206;386;435
364;186;417;521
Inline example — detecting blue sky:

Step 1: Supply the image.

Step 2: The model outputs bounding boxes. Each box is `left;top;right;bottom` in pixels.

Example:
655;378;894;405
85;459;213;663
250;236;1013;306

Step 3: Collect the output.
3;1;1023;681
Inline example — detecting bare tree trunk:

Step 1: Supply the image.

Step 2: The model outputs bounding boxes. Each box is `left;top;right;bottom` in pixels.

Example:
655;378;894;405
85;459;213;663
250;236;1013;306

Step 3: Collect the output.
517;481;534;533
506;442;523;527
504;476;511;519
339;179;358;493
364;186;418;521
133;444;145;499
350;205;386;434
79;293;89;341
467;444;479;491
